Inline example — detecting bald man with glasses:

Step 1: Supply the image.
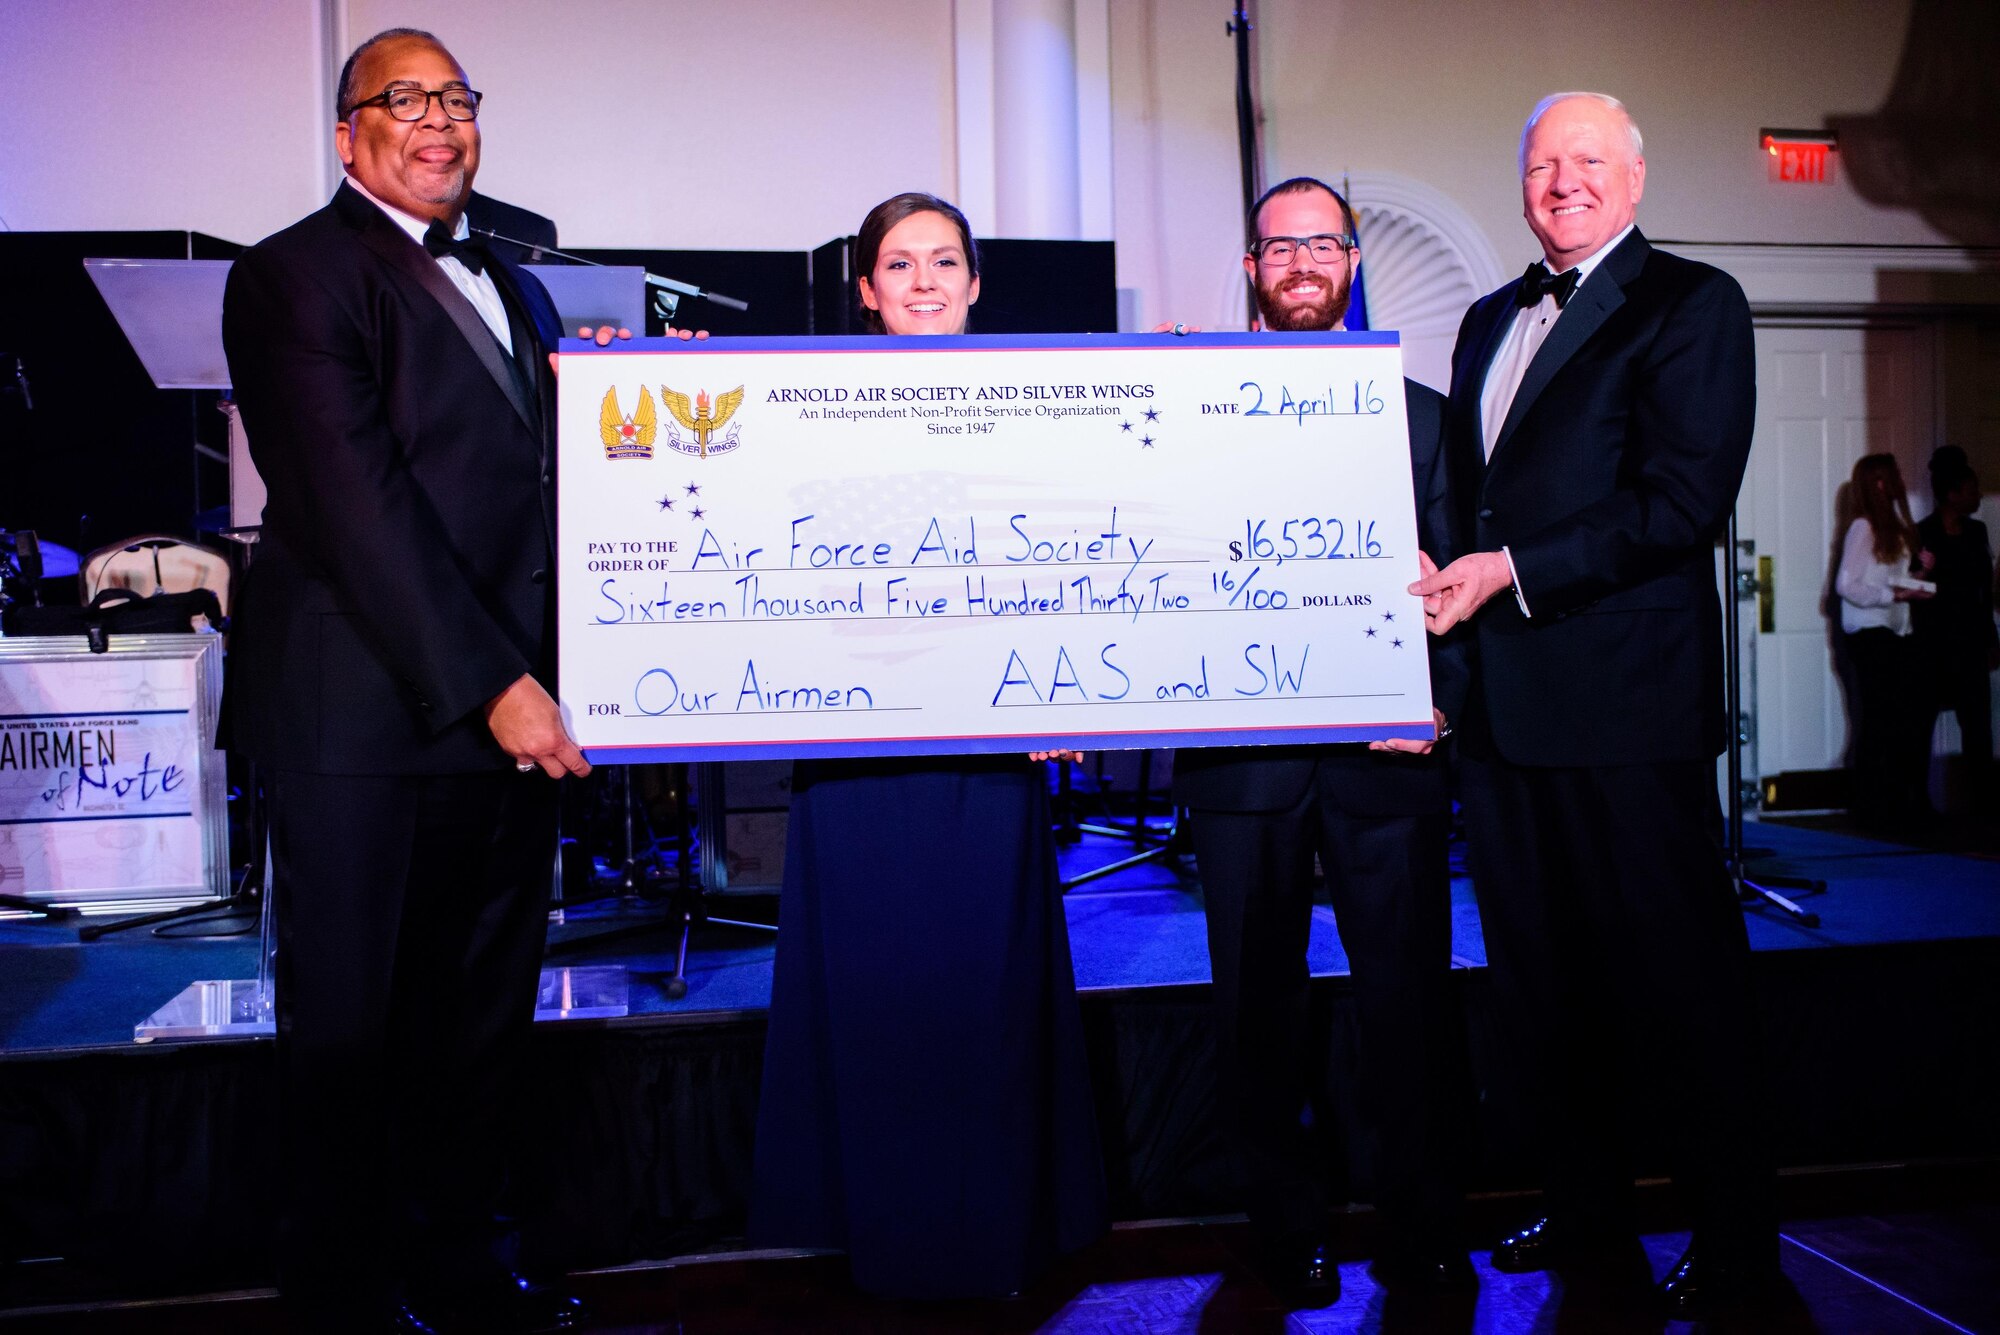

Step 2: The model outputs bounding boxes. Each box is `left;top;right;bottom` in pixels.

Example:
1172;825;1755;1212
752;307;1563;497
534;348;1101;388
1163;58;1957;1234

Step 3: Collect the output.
223;27;585;1334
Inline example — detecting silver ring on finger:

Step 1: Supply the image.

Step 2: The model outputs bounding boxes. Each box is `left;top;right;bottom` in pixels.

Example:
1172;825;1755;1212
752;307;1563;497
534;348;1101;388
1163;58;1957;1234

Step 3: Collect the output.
516;760;537;773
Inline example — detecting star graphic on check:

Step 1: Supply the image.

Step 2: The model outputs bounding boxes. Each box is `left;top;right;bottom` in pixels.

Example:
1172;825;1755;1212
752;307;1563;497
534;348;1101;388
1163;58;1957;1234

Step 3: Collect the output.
1382;610;1396;622
690;506;706;520
1364;626;1377;638
657;495;675;511
1143;406;1160;423
1392;637;1404;648
1140;434;1155;449
1120;420;1133;433
684;481;701;497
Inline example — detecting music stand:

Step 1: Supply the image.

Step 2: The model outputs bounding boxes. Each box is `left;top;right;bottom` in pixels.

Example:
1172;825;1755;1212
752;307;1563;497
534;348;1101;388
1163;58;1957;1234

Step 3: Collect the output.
77;260;267;944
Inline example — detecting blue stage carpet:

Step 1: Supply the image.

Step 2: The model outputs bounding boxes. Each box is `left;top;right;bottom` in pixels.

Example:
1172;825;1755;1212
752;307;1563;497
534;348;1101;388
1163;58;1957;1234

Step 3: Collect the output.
2;818;1997;1054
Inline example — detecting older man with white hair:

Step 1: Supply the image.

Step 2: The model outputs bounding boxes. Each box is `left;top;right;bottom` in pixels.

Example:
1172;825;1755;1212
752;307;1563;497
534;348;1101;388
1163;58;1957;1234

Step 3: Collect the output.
1413;92;1779;1316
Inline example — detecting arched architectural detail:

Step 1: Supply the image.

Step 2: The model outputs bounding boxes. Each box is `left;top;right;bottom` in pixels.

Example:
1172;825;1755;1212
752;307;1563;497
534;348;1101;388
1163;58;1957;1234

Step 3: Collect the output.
1344;172;1508;389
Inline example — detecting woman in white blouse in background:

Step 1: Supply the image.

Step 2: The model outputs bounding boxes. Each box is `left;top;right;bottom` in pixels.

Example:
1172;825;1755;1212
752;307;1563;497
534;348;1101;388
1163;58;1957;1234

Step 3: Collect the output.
1835;452;1935;827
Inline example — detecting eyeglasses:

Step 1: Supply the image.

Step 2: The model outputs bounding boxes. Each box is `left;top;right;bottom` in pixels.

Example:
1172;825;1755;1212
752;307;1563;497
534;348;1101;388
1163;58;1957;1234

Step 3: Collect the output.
1251;234;1355;266
345;85;483;122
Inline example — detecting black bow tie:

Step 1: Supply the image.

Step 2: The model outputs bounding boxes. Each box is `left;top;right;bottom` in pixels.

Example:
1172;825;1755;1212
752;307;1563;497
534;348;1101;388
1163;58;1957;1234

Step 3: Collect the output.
1517;262;1581;309
423;219;488;275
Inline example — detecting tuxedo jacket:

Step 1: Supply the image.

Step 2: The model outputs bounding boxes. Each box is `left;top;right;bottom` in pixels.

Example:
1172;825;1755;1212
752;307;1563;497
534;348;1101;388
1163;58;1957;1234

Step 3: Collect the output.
466;191;560;265
221;182;563;774
1174;379;1470;817
1443;229;1755;768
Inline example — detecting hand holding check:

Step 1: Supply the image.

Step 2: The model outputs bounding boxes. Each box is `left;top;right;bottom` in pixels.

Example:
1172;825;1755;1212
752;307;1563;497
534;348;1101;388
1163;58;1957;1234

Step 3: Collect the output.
1408;548;1515;634
549;324;709;375
486;674;591;778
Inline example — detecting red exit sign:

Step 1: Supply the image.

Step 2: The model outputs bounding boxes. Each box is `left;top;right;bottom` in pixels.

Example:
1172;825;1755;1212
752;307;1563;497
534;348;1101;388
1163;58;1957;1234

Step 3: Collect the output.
1761;132;1837;185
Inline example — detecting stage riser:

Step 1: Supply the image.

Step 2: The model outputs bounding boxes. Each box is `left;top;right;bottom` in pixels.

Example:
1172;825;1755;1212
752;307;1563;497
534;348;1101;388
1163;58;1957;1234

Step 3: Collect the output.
2;937;1994;1304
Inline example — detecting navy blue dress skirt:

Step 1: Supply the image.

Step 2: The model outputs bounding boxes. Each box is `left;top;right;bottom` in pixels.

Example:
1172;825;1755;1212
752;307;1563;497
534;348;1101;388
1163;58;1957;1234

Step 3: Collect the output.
749;756;1106;1298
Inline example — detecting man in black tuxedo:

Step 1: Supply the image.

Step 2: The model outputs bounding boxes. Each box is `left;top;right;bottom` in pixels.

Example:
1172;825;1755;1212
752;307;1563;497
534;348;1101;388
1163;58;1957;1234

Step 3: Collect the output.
1172;177;1472;1305
222;27;586;1334
1413;92;1776;1316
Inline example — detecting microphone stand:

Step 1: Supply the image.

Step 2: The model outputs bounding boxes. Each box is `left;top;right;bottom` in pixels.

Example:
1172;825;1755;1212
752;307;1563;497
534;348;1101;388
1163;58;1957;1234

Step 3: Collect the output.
1226;2;1261;329
1057;751;1187;890
469;229;750;325
468;234;761;996
472;226;760;991
0;532;70;921
544;762;775;1001
1724;512;1826;924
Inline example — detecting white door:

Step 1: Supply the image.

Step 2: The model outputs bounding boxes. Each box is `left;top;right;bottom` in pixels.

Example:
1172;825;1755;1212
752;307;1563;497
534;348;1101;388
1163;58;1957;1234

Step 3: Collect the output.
1739;322;1935;777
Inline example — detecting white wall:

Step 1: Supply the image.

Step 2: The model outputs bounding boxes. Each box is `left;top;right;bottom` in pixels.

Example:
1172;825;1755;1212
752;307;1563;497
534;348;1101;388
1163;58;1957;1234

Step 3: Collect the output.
0;0;328;242
0;0;1967;312
0;0;960;254
1109;0;1952;334
348;0;960;250
1259;0;1945;252
1105;0;1248;333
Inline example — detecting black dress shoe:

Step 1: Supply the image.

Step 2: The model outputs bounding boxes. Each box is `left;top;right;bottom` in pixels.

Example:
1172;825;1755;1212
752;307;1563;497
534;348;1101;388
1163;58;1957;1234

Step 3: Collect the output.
435;1274;586;1334
1372;1246;1477;1294
1490;1216;1560;1273
390;1306;442;1335
1258;1233;1339;1309
1658;1245;1783;1318
1496;1215;1648;1287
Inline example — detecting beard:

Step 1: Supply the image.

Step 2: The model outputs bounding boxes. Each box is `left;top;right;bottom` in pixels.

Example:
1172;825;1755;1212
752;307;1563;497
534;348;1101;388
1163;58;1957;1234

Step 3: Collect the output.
1255;266;1352;332
411;164;468;207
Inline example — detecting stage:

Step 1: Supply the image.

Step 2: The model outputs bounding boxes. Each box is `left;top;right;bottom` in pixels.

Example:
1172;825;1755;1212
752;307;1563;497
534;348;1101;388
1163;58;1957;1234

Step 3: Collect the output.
2;816;1997;1311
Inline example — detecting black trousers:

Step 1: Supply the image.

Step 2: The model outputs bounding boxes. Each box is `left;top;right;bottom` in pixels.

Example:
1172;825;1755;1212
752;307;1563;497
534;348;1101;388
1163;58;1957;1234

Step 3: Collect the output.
1847;627;1931;823
1190;771;1462;1248
267;767;558;1316
1927;648;1995;801
1458;752;1776;1268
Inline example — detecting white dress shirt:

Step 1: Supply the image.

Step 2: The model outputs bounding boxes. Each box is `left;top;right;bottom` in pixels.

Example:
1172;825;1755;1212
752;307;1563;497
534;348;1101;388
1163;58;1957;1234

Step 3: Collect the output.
1834;517;1915;636
1477;223;1636;616
1480;223;1635;461
344;174;514;356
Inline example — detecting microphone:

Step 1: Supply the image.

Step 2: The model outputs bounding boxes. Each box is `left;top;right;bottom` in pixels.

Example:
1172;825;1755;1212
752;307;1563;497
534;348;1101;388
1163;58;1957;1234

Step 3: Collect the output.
470;228;751;312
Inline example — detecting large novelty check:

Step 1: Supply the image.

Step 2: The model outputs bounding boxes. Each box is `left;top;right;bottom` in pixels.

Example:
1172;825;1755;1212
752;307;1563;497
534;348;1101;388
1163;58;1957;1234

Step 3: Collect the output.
556;332;1434;762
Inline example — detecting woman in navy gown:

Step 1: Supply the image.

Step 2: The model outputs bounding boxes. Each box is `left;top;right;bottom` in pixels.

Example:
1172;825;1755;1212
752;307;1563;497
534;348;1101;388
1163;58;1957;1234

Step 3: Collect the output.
749;193;1107;1299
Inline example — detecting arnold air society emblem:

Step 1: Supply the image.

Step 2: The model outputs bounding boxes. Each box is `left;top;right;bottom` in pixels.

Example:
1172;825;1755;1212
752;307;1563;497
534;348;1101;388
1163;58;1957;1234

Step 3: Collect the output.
600;387;657;460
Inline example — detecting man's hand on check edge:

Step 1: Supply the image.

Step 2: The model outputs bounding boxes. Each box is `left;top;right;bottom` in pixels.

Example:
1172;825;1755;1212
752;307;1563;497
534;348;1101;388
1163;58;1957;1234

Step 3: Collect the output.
548;325;710;374
1369;707;1449;756
1408;549;1514;634
1030;750;1086;764
485;674;592;778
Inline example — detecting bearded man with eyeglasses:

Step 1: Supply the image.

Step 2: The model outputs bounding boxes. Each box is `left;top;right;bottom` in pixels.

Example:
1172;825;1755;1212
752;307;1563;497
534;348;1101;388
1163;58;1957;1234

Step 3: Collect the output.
221;27;586;1334
1169;176;1474;1306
